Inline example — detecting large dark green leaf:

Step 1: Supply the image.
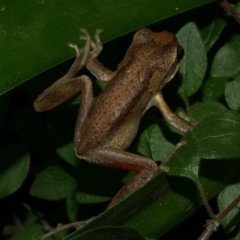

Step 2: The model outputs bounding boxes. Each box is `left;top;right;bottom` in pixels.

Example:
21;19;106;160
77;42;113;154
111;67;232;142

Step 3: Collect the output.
63;159;239;240
72;226;145;240
0;0;214;95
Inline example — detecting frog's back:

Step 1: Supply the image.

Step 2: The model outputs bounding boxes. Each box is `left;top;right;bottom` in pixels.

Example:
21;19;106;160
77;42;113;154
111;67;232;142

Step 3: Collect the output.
77;62;154;153
77;28;179;154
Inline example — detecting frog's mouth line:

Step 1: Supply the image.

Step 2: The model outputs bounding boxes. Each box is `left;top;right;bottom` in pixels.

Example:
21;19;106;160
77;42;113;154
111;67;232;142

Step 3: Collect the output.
161;60;179;89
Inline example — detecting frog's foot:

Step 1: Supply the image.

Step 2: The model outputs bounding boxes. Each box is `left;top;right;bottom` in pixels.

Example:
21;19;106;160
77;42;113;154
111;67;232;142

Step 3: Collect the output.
79;28;103;62
66;28;103;78
66;39;89;78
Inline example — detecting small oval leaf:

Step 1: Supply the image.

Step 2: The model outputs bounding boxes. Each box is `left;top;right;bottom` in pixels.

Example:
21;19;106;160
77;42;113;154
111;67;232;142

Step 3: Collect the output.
177;22;207;101
166;137;200;182
0;145;30;200
211;41;240;77
225;77;240;111
30;166;76;200
137;123;174;161
190;101;226;122
201;18;226;52
202;77;228;101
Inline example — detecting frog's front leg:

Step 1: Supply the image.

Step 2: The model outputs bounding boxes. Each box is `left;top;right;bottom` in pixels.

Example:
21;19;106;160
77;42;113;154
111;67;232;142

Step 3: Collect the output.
78;28;115;82
34;28;107;112
82;148;158;208
153;92;193;133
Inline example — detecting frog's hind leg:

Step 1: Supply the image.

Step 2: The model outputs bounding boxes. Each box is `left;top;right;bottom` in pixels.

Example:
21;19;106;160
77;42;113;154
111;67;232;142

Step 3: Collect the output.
34;29;103;112
87;148;158;209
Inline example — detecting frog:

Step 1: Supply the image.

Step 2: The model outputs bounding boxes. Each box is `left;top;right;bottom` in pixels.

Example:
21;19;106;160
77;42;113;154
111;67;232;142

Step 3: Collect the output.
34;28;193;208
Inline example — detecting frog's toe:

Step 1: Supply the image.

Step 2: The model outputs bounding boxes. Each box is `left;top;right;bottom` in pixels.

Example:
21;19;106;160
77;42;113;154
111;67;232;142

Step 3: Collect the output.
79;28;90;41
68;42;81;57
95;29;103;43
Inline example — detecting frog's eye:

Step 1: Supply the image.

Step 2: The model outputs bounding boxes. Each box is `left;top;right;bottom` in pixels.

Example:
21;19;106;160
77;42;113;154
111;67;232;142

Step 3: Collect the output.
177;45;184;61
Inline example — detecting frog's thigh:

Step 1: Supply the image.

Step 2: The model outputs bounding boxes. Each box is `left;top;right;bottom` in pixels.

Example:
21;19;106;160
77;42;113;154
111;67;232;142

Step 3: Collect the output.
34;75;93;112
92;148;158;208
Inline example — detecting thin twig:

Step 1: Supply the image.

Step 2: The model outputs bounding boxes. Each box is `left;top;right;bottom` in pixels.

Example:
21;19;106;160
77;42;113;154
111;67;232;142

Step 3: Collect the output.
159;140;187;171
23;202;61;240
217;193;240;221
219;0;240;24
36;218;95;240
197;221;216;240
197;193;240;240
196;180;217;220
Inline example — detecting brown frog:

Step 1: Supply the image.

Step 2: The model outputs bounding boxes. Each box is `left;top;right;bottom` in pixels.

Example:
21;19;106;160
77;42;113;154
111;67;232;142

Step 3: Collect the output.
34;28;192;208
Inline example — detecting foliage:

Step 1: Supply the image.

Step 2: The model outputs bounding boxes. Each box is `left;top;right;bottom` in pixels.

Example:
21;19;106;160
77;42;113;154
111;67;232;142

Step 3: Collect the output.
1;0;240;239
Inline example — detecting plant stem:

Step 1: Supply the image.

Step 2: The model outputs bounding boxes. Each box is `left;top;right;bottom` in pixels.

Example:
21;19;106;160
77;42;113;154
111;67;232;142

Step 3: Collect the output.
37;217;95;240
217;193;240;221
196;180;217;220
159;140;187;171
197;224;215;240
197;193;240;240
219;0;240;24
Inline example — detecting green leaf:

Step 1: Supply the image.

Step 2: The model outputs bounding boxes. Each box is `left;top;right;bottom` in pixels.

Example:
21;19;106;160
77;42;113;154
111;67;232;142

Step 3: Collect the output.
165;135;200;182
8;223;52;240
218;183;240;234
177;22;207;101
71;226;145;240
230;232;240;240
0;145;30;199
137;123;174;161
190;101;226;122
167;111;240;182
64;159;239;240
211;41;240;77
202;76;228;101
234;1;240;14
56;142;79;167
96;79;108;90
201;17;226;52
225;77;240;111
0;0;215;95
30;166;76;200
192;111;240;159
67;194;79;222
